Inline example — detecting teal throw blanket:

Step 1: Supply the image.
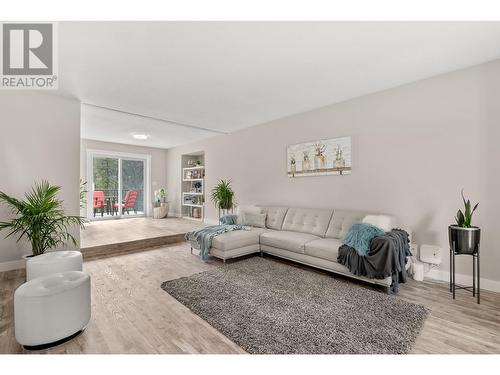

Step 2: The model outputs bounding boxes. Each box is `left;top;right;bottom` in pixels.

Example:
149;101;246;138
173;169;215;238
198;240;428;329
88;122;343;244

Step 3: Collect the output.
342;222;385;256
185;224;250;260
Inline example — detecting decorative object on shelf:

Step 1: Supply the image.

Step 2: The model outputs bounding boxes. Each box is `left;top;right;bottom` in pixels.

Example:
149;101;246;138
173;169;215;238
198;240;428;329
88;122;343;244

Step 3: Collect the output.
448;189;480;304
192;207;202;218
192;181;202;193
210;179;235;223
0;180;86;257
287;136;352;177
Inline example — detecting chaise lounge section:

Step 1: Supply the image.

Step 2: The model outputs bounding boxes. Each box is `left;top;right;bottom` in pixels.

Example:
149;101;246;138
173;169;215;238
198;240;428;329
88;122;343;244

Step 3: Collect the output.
207;206;400;288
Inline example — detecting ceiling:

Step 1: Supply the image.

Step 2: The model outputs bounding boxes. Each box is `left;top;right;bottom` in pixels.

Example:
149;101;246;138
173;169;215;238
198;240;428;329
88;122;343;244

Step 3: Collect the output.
60;22;500;149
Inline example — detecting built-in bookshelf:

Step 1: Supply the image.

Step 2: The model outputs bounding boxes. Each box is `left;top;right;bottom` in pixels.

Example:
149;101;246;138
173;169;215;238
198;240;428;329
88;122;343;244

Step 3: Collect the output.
181;153;205;221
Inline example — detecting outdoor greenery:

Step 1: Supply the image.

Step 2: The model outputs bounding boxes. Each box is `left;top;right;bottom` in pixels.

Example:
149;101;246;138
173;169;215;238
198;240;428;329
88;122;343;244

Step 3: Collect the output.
210;179;235;210
455;189;479;228
80;179;87;209
0;180;86;256
93;157;145;211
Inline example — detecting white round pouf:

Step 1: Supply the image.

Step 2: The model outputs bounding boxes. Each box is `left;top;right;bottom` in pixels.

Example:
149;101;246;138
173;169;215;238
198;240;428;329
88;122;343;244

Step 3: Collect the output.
14;271;91;349
26;251;83;281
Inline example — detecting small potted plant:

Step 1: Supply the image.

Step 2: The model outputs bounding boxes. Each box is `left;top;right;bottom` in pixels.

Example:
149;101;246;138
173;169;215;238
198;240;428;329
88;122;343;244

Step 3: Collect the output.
0;180;85;259
314;142;327;169
448;190;480;254
290;155;296;177
302;151;311;171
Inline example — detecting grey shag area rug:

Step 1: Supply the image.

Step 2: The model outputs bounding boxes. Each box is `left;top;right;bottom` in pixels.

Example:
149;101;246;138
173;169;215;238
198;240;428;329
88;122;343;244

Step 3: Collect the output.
161;257;429;354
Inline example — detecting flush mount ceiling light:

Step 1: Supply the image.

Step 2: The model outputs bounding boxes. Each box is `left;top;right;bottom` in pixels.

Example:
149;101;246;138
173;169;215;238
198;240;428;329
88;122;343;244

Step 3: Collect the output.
131;133;150;140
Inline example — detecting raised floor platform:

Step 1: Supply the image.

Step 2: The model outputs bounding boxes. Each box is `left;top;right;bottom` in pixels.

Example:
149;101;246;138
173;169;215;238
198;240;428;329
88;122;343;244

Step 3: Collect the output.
81;217;205;260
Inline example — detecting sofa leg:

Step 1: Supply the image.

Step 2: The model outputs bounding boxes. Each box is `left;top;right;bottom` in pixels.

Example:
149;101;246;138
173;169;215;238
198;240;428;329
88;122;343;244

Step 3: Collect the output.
190;247;193;255
260;251;263;257
223;258;226;265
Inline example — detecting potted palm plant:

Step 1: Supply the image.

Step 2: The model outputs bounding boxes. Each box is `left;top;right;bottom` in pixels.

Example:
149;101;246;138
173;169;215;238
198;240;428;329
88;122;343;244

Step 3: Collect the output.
0;180;85;258
210;179;235;223
448;190;480;255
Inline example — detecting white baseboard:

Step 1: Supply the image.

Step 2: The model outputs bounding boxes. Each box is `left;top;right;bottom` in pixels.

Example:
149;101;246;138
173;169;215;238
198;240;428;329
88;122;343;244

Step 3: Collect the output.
168;211;182;218
425;268;500;293
0;259;25;272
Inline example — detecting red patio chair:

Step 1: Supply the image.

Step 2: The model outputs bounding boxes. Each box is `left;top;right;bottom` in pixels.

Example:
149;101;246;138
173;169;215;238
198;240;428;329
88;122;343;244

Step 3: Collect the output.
93;191;105;217
114;190;139;214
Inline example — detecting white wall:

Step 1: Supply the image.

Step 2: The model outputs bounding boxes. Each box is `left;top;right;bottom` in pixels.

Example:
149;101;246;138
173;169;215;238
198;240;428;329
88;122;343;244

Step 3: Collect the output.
166;59;500;286
80;139;169;217
0;91;81;269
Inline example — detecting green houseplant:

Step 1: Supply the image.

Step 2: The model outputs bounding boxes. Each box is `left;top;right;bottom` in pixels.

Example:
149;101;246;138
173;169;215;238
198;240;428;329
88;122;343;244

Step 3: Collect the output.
0;180;86;257
210;179;235;222
448;190;480;255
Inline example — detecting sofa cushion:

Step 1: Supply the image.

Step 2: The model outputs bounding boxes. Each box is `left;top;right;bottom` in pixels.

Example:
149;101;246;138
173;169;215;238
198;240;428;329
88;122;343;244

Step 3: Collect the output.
241;212;267;228
236;205;263;225
260;230;319;253
212;228;269;251
304;238;342;262
281;208;333;237
260;206;288;230
362;214;397;232
325;210;369;239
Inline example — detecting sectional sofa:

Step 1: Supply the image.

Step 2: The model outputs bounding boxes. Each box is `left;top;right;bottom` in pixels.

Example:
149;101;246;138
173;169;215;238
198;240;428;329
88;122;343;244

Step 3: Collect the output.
207;206;401;288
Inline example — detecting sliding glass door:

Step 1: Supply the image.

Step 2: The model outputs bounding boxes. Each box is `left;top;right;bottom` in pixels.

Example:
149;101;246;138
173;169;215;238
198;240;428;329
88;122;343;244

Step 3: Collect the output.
121;159;145;216
88;152;148;220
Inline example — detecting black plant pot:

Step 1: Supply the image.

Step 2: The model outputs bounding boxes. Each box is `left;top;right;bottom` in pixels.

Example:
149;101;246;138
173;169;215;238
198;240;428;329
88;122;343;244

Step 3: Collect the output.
448;225;480;254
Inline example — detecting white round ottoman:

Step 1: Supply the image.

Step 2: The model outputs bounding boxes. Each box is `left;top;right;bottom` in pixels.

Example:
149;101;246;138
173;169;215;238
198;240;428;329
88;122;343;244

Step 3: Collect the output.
14;271;91;349
26;251;83;281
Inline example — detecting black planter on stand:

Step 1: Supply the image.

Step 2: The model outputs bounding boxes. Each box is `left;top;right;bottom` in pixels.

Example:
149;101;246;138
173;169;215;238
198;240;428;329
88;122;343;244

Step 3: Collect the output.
448;225;481;304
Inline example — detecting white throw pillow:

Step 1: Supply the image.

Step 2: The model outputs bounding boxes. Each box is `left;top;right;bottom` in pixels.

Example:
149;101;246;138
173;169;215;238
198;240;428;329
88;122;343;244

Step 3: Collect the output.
362;215;395;232
236;205;262;225
241;212;267;228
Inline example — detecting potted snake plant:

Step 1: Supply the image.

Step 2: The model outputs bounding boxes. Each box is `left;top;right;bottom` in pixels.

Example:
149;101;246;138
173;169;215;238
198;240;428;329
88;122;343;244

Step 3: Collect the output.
0;180;85;259
448;190;480;255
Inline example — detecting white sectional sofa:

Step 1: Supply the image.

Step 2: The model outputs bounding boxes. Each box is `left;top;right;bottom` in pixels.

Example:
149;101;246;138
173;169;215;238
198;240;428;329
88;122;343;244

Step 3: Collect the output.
207;206;399;288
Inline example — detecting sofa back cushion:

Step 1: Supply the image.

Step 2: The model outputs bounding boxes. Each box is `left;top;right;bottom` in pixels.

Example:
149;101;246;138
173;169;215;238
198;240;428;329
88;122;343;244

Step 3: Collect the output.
236;205;263;225
281;208;334;237
241;212;267;228
260;206;288;230
325;210;369;239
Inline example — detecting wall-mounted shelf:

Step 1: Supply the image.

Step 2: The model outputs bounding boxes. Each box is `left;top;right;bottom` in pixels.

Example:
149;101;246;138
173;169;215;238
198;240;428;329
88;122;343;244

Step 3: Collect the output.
183;166;205;170
182;203;204;208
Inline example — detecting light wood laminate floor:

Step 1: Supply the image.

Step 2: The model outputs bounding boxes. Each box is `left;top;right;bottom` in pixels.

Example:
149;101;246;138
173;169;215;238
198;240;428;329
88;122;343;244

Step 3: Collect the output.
81;217;204;248
1;243;499;354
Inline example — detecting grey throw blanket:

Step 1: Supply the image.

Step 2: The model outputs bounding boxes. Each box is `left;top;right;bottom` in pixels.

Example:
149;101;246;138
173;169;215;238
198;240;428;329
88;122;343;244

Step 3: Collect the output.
337;229;411;294
185;224;250;261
